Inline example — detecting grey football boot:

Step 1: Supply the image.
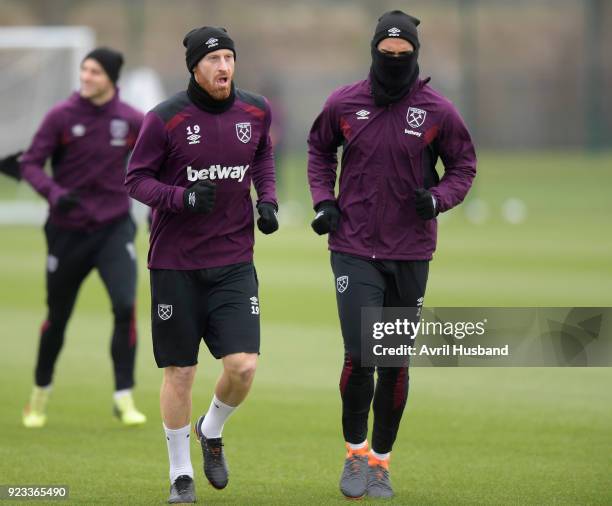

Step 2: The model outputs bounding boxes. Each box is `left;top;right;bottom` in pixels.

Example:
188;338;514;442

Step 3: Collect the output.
367;459;394;499
195;415;229;489
339;444;369;499
168;475;196;504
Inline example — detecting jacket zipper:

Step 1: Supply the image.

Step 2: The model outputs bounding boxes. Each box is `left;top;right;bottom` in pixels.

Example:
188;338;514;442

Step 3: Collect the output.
371;103;393;259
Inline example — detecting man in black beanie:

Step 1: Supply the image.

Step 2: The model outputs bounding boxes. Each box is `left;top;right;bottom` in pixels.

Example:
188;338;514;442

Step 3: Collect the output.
19;45;146;431
369;10;421;106
126;25;278;504
308;10;477;499
84;47;123;84
81;47;124;102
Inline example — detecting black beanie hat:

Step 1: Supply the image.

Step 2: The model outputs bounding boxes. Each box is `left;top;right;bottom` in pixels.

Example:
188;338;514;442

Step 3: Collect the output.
83;47;124;85
183;26;236;72
372;10;420;50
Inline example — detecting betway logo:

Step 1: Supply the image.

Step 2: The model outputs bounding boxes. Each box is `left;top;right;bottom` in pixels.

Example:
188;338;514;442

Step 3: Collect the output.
404;129;422;138
186;164;249;182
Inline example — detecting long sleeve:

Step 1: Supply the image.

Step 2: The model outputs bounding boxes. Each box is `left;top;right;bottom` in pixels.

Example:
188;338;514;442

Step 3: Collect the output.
307;96;343;208
251;100;277;206
125;111;185;213
134;110;145;133
128;109;145;149
429;103;477;213
20;108;66;205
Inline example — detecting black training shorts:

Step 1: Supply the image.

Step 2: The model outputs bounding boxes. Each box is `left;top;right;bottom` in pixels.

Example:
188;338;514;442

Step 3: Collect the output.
150;262;260;367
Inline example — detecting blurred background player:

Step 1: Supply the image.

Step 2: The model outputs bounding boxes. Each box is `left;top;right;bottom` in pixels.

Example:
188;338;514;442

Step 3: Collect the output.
20;47;146;428
125;26;278;503
308;10;477;499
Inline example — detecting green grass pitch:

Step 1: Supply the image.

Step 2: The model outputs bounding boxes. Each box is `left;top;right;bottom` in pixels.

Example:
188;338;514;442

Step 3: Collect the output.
0;152;611;504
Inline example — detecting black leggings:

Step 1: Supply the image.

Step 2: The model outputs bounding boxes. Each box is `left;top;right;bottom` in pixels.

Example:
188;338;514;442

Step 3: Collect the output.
35;215;138;391
331;252;429;454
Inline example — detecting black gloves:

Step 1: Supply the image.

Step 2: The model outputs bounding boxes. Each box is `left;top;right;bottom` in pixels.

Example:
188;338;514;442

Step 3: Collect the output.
56;191;80;213
256;202;279;234
183;181;216;214
311;200;341;235
0;151;23;181
414;188;437;220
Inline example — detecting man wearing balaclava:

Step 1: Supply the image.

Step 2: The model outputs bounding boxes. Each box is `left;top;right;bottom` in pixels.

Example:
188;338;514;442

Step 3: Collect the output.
126;26;278;503
308;10;477;499
19;47;146;430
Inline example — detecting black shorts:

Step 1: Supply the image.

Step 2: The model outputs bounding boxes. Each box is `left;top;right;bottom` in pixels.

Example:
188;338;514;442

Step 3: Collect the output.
150;262;260;367
330;251;429;362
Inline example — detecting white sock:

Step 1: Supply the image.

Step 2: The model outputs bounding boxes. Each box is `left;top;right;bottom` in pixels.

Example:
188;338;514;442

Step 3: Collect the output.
163;423;193;483
371;450;390;461
113;389;131;401
199;395;237;438
348;440;368;451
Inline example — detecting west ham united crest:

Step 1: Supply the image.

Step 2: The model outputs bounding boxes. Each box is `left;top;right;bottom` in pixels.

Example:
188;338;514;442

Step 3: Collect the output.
158;304;173;321
110;119;129;146
337;275;349;293
235;122;251;143
406;107;427;129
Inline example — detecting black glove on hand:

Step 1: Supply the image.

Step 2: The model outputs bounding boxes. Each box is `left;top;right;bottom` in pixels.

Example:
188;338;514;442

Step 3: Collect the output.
56;191;80;213
183;181;216;214
0;151;23;181
414;188;437;220
311;200;341;235
256;202;279;234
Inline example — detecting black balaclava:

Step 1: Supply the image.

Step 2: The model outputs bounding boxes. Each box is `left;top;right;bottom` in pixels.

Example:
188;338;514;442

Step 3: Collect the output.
369;10;421;107
83;47;124;85
183;26;237;114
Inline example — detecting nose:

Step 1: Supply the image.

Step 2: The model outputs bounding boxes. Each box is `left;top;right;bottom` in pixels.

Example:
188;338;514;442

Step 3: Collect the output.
218;58;230;72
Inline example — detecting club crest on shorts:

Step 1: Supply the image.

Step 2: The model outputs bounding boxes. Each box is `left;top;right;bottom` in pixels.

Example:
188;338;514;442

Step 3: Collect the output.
406;107;427;129
337;275;349;293
235;122;251;143
158;304;173;321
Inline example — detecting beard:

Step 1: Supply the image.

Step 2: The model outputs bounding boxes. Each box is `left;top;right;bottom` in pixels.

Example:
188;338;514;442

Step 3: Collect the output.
199;75;232;100
187;72;236;113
